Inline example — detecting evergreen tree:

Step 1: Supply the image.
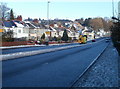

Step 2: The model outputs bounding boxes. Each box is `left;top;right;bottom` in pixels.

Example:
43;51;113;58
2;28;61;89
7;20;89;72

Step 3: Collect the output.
10;9;14;20
62;29;69;42
41;33;45;39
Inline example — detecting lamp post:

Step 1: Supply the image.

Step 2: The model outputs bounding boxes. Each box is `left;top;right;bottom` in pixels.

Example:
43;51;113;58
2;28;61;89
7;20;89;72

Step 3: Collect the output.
47;1;50;27
47;1;51;39
112;0;120;22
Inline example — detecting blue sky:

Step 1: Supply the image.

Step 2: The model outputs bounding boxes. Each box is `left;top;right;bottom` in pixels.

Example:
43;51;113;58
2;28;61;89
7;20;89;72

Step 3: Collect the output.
2;0;119;20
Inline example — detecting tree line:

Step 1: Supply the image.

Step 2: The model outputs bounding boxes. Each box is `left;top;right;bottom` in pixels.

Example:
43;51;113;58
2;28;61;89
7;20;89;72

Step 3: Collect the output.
75;17;113;32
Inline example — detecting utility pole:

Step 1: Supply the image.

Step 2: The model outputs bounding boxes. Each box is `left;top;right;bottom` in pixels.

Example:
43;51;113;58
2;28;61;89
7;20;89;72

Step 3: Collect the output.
112;0;115;17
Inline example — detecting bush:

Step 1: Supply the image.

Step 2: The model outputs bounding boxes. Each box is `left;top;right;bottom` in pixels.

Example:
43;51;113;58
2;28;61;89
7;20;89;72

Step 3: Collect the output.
2;38;14;42
111;22;120;55
57;37;61;41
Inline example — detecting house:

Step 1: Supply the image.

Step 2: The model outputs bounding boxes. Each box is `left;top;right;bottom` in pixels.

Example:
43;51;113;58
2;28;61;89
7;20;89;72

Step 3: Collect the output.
3;21;16;32
24;21;53;40
3;20;29;40
48;22;80;40
24;21;38;40
96;29;106;37
13;21;29;40
72;21;84;31
48;26;58;37
82;27;95;40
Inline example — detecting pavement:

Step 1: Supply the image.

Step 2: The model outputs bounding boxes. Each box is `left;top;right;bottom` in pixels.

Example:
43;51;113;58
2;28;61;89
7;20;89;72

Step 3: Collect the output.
73;42;119;87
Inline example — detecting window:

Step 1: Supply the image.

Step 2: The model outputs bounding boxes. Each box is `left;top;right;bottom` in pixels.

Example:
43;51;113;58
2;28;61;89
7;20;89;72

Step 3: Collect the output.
18;29;21;33
23;29;25;33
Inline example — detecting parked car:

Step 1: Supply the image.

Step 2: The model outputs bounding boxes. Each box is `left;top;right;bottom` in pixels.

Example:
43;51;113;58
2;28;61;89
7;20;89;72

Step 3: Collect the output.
35;40;41;45
92;39;96;42
105;38;110;42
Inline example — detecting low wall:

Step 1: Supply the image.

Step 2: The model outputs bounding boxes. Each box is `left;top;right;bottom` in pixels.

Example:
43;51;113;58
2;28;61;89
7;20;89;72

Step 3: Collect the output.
2;41;35;46
1;41;71;47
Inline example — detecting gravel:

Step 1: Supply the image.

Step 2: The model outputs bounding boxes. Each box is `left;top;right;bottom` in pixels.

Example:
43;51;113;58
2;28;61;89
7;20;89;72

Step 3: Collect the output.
73;42;119;87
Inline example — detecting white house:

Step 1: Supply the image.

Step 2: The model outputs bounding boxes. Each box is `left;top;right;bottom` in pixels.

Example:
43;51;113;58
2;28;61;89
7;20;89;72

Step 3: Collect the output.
13;21;29;39
96;29;106;37
3;21;29;40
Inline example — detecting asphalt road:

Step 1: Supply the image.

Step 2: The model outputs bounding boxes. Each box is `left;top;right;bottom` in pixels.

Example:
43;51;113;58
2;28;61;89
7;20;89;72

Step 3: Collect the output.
2;39;109;87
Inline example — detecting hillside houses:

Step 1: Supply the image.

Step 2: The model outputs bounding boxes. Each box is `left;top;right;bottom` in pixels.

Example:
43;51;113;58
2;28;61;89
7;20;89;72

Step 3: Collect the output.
2;19;81;41
2;20;49;41
2;18;106;42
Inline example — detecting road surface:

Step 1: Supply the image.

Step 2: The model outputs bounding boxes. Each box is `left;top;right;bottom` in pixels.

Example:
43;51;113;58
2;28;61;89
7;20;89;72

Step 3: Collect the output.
2;39;109;87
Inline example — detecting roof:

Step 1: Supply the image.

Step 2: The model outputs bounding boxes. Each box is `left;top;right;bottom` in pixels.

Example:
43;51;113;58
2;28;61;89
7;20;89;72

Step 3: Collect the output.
24;21;46;29
25;23;35;29
3;21;17;28
49;26;56;31
14;21;24;28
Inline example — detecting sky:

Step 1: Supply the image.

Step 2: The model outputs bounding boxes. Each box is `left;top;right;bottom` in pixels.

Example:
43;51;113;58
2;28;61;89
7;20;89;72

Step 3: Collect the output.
1;0;119;20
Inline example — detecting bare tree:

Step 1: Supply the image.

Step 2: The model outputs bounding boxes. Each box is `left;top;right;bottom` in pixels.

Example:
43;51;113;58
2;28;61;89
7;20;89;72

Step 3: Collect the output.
89;18;104;31
0;2;10;20
101;18;113;32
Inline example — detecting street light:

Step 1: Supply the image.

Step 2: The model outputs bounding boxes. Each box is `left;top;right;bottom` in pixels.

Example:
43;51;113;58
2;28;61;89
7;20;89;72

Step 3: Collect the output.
111;0;120;22
112;16;120;22
47;1;52;39
47;1;50;27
